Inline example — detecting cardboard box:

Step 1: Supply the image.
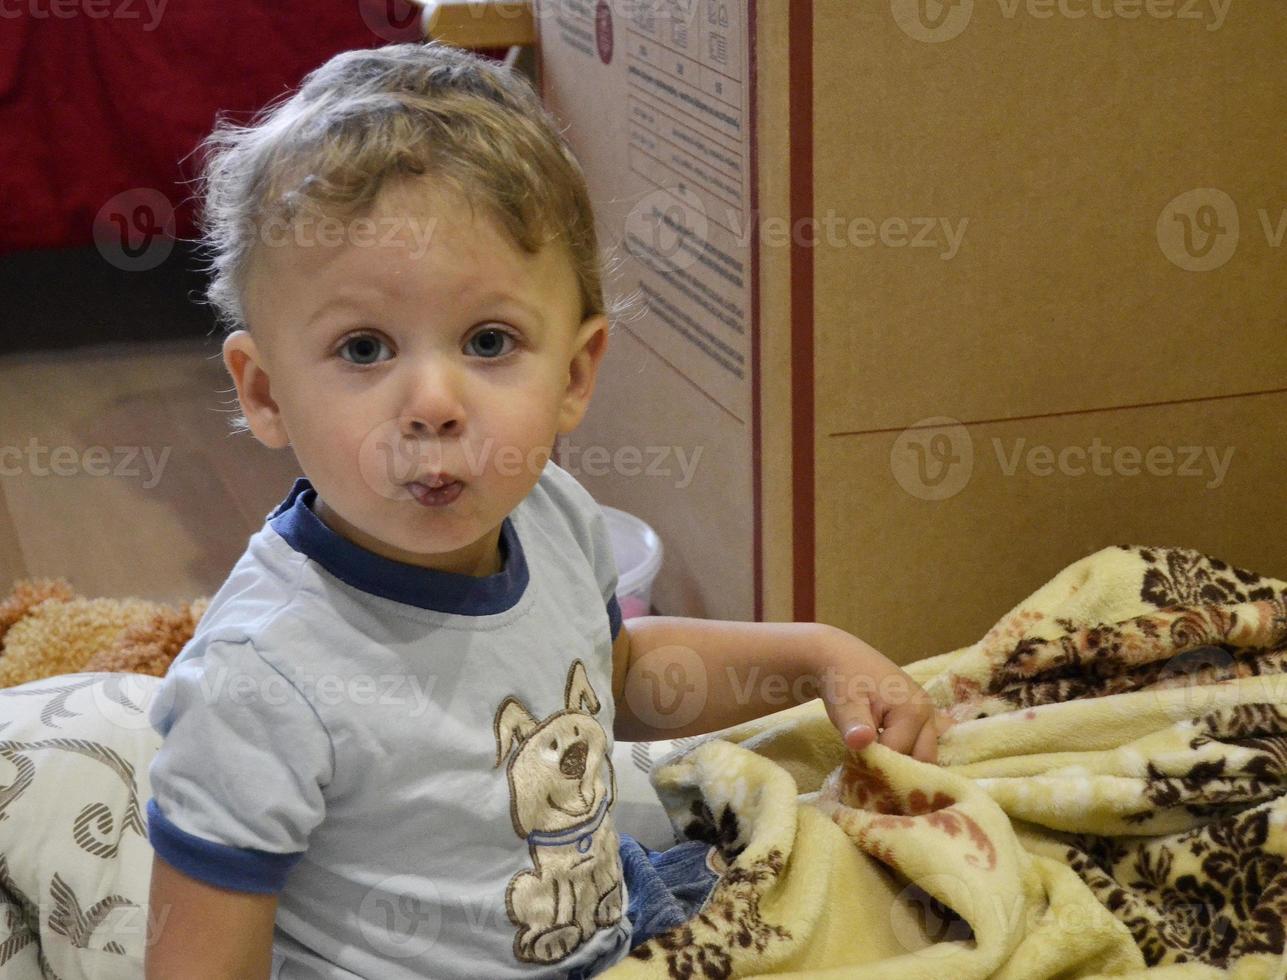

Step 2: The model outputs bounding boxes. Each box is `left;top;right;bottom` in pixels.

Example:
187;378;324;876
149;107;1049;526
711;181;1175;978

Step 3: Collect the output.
537;0;1286;662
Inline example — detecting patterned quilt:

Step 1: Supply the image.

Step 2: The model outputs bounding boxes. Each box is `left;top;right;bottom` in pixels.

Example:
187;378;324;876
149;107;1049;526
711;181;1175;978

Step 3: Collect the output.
603;545;1287;979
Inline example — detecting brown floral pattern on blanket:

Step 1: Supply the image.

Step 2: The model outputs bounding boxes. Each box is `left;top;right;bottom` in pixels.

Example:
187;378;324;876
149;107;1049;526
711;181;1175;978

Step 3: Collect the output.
1136;547;1283;608
679;799;746;864
939;547;1287;970
959;547;1287;719
627;547;1287;976
1061;798;1286;967
1053;699;1287;968
1136;702;1287;820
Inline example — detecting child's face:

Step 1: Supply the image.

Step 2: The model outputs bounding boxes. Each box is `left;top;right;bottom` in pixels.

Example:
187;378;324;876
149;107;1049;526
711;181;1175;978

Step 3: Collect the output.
223;178;608;577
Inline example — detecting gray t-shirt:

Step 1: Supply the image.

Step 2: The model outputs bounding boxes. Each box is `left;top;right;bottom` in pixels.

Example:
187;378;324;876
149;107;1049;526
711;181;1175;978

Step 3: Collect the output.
146;461;631;979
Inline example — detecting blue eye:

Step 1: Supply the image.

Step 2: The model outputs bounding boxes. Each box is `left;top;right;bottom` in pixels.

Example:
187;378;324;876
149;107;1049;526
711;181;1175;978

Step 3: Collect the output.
338;334;391;365
466;327;516;359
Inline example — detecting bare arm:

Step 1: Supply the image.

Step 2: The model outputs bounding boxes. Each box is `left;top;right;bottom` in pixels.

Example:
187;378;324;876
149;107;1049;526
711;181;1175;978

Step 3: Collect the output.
612;617;950;762
611;616;833;742
146;854;280;980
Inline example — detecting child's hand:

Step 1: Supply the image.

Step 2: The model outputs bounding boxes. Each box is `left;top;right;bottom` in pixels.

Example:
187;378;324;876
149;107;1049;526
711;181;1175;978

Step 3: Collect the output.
811;627;954;764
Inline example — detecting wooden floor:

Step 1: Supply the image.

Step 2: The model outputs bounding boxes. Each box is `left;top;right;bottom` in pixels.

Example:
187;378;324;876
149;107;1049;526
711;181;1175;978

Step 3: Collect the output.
0;337;304;603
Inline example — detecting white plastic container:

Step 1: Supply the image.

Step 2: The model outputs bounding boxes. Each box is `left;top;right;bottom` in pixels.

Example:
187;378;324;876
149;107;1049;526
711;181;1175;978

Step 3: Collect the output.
601;505;664;620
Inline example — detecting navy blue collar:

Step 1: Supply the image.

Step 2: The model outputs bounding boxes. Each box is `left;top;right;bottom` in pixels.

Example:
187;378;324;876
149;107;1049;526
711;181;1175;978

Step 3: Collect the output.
267;477;529;616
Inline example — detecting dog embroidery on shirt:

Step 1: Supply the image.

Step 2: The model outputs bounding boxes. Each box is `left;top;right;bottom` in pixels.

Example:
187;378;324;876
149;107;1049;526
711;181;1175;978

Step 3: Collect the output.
493;658;624;965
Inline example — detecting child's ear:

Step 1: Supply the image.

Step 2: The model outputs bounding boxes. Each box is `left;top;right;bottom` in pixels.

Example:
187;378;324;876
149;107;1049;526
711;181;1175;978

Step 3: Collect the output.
222;330;290;449
556;313;609;435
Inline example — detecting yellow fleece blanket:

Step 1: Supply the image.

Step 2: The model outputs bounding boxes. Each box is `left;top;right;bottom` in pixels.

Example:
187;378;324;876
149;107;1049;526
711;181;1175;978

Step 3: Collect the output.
602;545;1287;980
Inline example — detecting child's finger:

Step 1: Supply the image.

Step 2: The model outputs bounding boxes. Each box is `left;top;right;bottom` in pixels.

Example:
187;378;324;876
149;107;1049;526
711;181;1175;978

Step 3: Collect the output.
875;710;923;758
844;723;877;751
911;720;939;764
832;699;880;751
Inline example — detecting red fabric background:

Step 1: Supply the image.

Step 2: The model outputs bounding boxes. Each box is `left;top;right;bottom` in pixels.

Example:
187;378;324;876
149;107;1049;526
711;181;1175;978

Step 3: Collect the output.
0;1;506;255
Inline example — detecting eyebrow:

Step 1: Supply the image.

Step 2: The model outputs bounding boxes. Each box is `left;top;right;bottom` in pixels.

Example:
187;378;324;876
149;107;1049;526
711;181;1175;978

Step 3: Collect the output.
476;290;546;329
306;296;365;330
305;290;546;330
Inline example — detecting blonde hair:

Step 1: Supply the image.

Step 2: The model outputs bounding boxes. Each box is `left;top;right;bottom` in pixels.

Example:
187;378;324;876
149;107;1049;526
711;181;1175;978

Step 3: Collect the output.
191;41;634;336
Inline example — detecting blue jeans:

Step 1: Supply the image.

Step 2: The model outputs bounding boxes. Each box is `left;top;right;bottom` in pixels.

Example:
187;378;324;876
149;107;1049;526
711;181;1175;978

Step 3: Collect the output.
619;832;722;947
573;832;722;978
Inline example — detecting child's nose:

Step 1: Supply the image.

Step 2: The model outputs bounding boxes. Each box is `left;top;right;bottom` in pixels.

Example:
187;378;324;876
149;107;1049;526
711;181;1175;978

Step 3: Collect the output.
399;361;466;437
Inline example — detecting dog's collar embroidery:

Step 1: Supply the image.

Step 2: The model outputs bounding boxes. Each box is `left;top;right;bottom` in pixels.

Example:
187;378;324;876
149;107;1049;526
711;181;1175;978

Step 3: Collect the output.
527;793;612;852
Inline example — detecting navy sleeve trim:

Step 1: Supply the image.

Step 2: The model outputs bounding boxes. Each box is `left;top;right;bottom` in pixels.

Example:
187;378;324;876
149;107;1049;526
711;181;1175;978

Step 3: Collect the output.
607;594;622;641
146;797;304;894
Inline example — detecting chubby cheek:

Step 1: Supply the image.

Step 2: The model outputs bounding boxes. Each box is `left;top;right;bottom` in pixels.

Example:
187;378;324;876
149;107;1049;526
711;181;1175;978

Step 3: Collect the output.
475;402;560;485
283;405;381;496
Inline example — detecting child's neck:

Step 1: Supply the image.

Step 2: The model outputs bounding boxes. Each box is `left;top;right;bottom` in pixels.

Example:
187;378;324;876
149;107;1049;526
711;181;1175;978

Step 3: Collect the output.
311;495;504;578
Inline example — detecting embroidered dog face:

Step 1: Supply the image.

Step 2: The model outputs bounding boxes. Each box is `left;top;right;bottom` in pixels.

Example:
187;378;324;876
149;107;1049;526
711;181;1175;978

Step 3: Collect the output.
493;658;615;838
